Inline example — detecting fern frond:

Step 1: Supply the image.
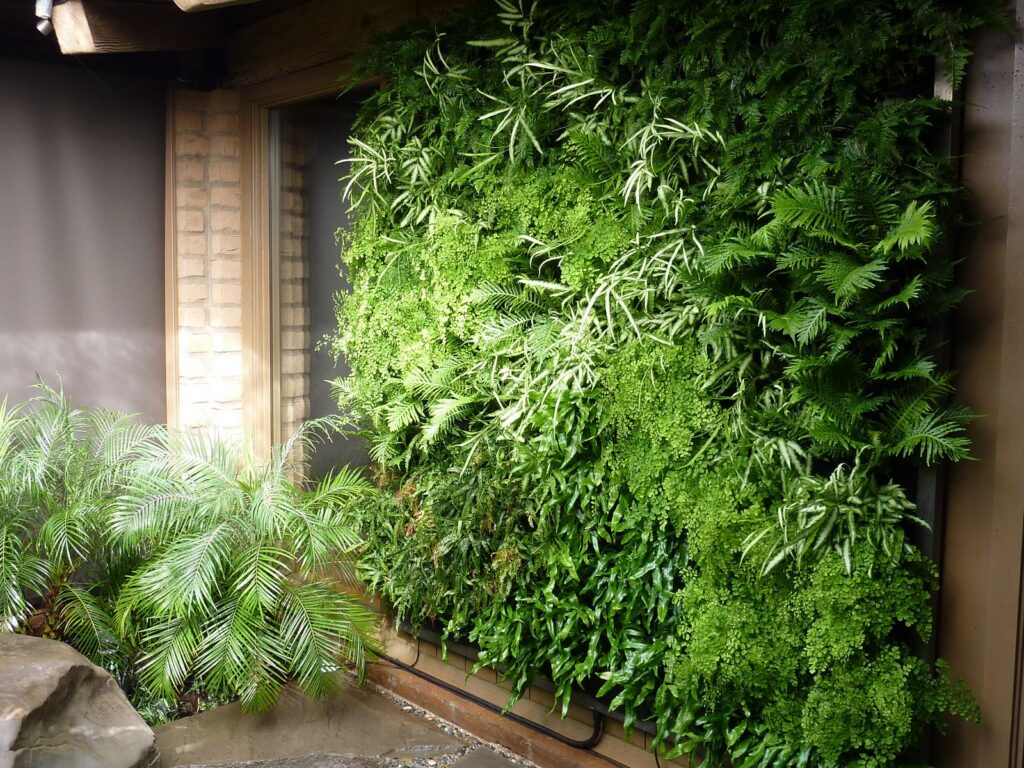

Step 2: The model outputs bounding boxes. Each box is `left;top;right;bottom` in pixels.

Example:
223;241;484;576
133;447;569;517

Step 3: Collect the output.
772;183;854;247
875;200;935;255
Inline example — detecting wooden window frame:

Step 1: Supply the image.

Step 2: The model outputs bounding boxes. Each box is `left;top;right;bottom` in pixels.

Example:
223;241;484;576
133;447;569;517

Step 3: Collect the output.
239;61;375;455
164;87;180;428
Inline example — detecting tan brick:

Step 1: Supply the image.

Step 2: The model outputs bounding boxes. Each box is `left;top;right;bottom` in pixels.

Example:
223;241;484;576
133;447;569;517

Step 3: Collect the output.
212;377;243;403
178;256;205;278
280;258;307;280
281;330;308;350
176;133;209;157
283;191;304;213
180;407;212;430
176;159;204;183
285;168;303;189
174;90;210;112
212;282;242;305
181;210;205;233
279;213;305;237
281;375;306;399
210;112;239;133
210;307;242;328
280;350;309;375
212;353;243;378
281;399;309;424
211;258;241;281
178;234;207;257
280;305;308;327
181;332;212;353
179;306;206;327
180;355;210;378
210;186;240;208
211;232;240;256
212;330;242;353
178;282;209;304
211;135;240;158
174;110;203;133
176;187;208;208
209;160;240;184
211;208;240;232
208;89;239;113
281;281;306;305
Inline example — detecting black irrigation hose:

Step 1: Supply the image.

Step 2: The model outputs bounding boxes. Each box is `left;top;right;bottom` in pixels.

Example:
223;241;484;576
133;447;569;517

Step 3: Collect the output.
376;650;606;750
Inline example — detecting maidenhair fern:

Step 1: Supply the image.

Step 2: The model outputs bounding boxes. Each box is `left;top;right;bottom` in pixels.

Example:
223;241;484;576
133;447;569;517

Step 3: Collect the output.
335;1;993;765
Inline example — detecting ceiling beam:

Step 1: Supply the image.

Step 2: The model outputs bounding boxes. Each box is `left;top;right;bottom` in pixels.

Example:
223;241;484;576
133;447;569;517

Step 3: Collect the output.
52;0;223;54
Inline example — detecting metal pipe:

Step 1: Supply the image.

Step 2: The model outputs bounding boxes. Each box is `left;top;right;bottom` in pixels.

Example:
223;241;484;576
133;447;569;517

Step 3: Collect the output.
376;650;606;751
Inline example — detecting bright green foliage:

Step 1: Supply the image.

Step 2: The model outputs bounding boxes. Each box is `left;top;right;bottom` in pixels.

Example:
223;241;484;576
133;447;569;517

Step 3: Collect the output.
336;1;991;765
0;382;378;718
114;422;379;713
0;382;158;661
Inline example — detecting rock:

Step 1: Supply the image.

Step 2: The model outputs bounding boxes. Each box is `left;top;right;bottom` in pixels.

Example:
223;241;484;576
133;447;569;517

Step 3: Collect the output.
0;634;159;768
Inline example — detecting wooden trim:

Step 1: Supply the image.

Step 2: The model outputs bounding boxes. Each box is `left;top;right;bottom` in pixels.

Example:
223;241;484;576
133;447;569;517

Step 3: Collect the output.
241;61;367;456
164;88;180;429
267;109;283;447
936;14;1024;768
240;90;272;455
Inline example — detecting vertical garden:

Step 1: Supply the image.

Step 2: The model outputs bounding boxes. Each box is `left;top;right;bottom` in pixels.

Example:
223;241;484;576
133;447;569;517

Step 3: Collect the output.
336;0;994;765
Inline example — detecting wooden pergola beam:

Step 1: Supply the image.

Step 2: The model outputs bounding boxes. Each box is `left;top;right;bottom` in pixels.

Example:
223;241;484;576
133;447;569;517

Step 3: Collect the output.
173;0;262;12
52;0;223;54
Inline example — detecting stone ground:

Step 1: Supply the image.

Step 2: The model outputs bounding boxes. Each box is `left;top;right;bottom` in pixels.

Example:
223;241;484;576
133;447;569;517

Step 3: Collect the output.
157;676;532;768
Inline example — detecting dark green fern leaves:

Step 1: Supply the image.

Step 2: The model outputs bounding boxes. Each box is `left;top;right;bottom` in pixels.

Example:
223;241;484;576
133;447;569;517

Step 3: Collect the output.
335;1;988;766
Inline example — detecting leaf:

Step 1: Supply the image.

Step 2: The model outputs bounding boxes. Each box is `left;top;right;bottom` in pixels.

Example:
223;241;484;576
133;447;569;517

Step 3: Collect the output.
817;255;888;302
422;395;477;444
875;200;935;254
771;183;855;247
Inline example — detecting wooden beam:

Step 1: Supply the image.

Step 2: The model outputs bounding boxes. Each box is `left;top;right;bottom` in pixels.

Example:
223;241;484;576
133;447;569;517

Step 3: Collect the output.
173;0;262;12
226;0;416;86
52;0;223;54
225;0;466;87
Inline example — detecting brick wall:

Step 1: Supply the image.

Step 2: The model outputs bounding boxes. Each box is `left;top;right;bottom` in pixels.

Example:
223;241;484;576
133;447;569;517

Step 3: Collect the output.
172;89;244;438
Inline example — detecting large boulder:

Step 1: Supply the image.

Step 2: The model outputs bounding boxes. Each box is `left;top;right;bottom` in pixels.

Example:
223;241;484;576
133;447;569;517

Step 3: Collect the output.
0;634;159;768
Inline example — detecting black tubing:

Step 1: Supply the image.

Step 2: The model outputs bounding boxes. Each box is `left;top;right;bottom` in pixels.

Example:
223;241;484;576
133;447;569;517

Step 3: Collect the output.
376;651;605;750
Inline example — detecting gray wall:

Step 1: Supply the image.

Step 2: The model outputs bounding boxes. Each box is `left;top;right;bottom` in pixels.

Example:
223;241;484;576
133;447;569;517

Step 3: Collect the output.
0;57;167;420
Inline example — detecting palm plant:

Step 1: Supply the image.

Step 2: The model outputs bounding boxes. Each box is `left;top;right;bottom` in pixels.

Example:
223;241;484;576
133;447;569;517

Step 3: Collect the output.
112;421;380;712
0;381;157;661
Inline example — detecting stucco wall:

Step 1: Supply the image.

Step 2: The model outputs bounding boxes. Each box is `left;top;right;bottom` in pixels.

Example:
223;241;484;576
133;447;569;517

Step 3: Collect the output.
0;57;166;420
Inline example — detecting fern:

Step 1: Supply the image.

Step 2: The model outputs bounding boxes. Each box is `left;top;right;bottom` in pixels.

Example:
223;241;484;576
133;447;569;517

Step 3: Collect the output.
772;183;854;247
